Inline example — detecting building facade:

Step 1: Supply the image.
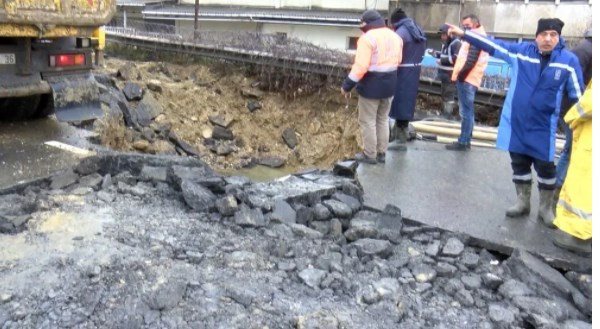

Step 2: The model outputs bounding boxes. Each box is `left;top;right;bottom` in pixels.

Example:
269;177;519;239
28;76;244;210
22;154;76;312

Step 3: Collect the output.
115;0;592;52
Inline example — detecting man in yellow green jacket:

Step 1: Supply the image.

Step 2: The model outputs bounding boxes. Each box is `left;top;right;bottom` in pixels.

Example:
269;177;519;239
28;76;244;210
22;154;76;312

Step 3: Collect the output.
553;80;592;255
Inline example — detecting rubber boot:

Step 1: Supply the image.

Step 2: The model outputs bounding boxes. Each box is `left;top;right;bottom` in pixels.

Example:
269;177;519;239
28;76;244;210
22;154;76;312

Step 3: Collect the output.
388;124;407;151
552;187;561;216
538;189;557;228
443;101;455;119
506;183;531;217
552;230;591;256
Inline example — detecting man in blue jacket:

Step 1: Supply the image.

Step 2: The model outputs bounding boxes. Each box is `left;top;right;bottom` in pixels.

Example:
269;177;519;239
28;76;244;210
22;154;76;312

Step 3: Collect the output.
388;8;427;151
447;18;583;227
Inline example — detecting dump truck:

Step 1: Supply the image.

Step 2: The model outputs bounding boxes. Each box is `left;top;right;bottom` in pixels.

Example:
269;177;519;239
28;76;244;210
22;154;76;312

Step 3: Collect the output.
0;0;115;122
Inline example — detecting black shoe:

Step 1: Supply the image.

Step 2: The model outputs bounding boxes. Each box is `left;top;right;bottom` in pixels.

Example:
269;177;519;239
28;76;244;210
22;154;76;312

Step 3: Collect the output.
376;152;386;163
445;142;470;151
354;152;377;164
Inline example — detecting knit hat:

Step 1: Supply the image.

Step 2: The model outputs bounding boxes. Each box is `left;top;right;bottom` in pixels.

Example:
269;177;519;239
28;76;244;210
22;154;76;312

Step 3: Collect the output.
360;10;383;25
536;18;564;36
390;8;408;25
438;24;449;34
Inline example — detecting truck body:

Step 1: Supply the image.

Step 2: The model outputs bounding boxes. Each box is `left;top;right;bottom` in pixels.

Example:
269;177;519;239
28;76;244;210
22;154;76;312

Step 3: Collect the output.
0;0;116;121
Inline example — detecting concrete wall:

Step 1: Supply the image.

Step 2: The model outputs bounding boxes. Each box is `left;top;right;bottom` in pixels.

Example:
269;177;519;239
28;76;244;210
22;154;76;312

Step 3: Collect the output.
179;0;388;11
393;1;592;39
176;20;361;51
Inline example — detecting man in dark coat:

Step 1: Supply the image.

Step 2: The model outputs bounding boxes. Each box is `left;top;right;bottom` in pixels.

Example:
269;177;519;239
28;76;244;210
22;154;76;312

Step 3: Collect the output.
429;24;462;117
388;8;427;151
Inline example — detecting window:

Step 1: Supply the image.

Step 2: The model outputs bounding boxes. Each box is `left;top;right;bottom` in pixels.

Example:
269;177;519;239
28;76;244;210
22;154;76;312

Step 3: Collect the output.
347;37;359;50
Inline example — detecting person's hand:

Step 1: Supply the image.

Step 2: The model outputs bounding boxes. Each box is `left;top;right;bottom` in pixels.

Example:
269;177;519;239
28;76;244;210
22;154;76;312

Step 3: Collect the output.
341;87;350;96
427;49;434;55
445;23;465;37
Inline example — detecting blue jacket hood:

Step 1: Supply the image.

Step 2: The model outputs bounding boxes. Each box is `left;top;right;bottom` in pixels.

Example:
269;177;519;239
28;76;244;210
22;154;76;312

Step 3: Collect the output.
393;18;426;42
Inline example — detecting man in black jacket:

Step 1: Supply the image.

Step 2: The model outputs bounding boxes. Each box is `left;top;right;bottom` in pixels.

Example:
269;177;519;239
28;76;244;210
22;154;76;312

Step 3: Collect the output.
428;24;462;117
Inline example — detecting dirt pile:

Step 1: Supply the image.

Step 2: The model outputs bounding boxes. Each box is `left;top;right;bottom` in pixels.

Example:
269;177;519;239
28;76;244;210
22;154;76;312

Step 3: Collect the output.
0;153;591;329
95;59;363;172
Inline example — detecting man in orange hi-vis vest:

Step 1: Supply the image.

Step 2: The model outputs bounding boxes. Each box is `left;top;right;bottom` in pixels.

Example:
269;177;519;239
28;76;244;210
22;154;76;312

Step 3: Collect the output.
342;10;403;164
446;14;488;151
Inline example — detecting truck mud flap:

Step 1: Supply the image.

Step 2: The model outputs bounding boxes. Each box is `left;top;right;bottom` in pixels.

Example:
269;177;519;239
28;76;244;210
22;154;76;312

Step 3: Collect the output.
46;73;103;122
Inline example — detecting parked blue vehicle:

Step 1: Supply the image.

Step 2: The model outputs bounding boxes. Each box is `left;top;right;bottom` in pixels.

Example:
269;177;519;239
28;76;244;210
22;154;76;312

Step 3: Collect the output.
420;50;511;94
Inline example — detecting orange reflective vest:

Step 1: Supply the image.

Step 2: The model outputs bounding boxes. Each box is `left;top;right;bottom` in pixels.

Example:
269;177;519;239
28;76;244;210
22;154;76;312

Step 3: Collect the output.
452;26;489;87
349;27;403;82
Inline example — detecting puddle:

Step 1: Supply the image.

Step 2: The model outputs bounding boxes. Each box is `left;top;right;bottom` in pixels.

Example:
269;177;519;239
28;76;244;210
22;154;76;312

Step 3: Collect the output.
220;165;295;182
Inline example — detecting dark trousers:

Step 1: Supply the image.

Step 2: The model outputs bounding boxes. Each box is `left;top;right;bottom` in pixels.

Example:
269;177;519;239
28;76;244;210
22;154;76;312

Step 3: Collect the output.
510;152;556;190
440;80;456;103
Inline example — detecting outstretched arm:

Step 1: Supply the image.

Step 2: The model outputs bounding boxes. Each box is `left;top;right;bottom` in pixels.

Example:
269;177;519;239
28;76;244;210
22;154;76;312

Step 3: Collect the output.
446;24;520;63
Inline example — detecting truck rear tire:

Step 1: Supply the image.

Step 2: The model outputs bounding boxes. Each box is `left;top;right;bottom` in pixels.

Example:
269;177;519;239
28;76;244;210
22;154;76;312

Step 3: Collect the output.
0;95;41;121
33;94;55;119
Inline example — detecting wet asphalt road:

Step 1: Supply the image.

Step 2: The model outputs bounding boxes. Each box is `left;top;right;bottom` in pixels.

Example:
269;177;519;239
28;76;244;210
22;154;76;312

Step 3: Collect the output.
0;118;96;189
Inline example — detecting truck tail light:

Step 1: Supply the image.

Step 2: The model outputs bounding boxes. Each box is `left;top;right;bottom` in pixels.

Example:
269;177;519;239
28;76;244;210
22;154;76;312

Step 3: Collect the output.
49;54;86;67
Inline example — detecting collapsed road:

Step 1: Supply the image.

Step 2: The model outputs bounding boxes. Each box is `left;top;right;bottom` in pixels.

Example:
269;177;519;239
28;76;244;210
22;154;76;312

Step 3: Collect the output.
0;153;591;329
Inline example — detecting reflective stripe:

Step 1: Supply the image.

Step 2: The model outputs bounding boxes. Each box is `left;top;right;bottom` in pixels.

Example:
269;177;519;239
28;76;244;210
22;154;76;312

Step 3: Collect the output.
558;199;592;220
438;66;454;71
398;63;421;67
513;173;532;181
549;63;583;99
574;102;591;119
368;65;398;72
537;177;556;185
349;72;360;82
466;31;540;64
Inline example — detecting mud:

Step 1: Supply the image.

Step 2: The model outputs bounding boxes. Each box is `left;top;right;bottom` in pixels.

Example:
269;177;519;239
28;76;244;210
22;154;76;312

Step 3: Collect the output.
96;58;494;173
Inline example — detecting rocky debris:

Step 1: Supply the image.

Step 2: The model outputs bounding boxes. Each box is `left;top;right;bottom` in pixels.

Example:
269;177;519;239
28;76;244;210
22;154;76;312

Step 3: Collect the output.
322;199;352;218
246;100;262;112
234;205;266;228
295;311;339;329
411;264;437;283
241;88;264;99
332;192;361;213
441;237;465;257
351;238;392;258
312;203;332;221
181;180;216;211
146;79;163;93
209;114;234;128
333;160;358;178
0;153;591;329
565;272;592;299
344;218;377;241
209;142;235;156
168;165;214;190
270;200;296;224
282;128;298;149
137;93;163;121
139;166;168;183
215;195;238;216
257;156;286;168
298;267;327;288
117;63;140;80
50;169;79;190
488;304;516;324
211;126;234;141
123;82;144;101
168;131;200;156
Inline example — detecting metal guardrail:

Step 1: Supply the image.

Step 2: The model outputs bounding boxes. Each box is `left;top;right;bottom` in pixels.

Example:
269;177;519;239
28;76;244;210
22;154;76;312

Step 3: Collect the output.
105;25;505;107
